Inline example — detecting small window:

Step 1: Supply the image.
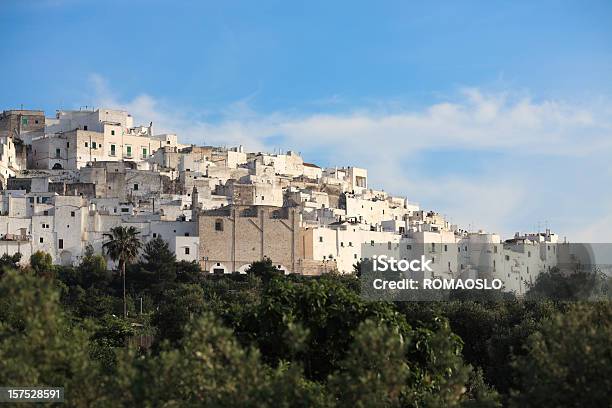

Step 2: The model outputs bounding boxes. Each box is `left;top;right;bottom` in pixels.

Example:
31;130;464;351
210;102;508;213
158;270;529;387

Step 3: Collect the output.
40;237;44;243
59;239;64;249
67;142;70;148
111;130;115;136
142;147;147;158
184;232;190;237
133;184;139;191
83;125;88;130
35;119;39;124
70;211;75;217
55;148;61;158
184;247;190;255
92;142;97;149
153;233;157;238
43;210;49;216
126;145;132;157
444;244;448;252
110;144;116;156
121;208;129;213
215;219;223;231
319;236;323;243
22;117;28;125
85;142;88;147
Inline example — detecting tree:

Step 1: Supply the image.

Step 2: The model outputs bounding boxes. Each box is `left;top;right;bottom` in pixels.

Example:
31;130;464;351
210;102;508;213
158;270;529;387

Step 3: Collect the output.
29;251;54;278
526;267;610;301
103;226;142;318
0;252;21;274
327;319;410;408
510;303;612;407
141;237;176;279
151;284;206;347
0;270;111;406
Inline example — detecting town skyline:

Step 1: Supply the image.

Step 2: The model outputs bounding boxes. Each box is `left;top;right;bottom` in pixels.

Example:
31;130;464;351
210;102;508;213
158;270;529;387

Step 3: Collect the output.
2;0;611;241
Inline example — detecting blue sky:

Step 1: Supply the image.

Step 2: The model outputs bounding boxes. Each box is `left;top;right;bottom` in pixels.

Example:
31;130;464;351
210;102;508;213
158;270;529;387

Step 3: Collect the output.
1;0;612;240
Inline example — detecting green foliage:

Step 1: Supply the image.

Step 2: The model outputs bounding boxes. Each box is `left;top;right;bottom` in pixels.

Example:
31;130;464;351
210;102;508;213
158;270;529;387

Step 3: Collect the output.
152;283;206;347
328;319;410;408
102;226;142;269
29;250;54;277
0;252;21;273
136;314;332;407
0;251;608;407
526;267;611;301
0;270;109;406
247;257;284;282
510;302;612;408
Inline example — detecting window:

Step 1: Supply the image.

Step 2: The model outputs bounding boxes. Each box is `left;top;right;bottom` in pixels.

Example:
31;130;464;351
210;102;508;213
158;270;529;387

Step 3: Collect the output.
40;237;44;243
85;142;88;147
22;117;28;125
133;184;139;191
406;244;412;250
121;208;129;213
35;119;39;124
215;219;223;231
528;251;531;258
111;130;115;136
58;239;64;249
340;242;344;247
444;244;448;252
505;255;510;261
92;142;97;149
110;144;116;156
67;142;70;148
43;210;49;216
319;237;323;243
126;145;132;157
83;125;88;130
494;245;498;253
354;254;358;259
142;147;147;158
493;260;496;271
153;233;157;238
184;232;190;237
70;211;75;217
55;148;61;158
184;247;190;255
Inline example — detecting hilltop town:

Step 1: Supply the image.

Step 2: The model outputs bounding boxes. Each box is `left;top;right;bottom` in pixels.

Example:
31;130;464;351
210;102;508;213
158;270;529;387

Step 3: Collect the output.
0;107;562;295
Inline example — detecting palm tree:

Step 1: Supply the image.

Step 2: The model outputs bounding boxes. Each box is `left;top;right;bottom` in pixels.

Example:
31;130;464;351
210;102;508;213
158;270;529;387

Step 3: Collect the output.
103;226;142;318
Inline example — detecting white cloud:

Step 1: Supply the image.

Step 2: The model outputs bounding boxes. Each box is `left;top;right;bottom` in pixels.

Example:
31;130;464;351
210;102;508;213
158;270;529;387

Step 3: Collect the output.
89;75;612;241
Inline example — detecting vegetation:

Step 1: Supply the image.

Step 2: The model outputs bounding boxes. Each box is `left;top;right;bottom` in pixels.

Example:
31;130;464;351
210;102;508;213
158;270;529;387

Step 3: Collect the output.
0;243;609;407
103;226;142;318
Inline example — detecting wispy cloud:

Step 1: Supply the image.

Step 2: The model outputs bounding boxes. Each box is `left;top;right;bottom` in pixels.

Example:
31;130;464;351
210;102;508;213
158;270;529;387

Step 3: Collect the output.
89;74;612;241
